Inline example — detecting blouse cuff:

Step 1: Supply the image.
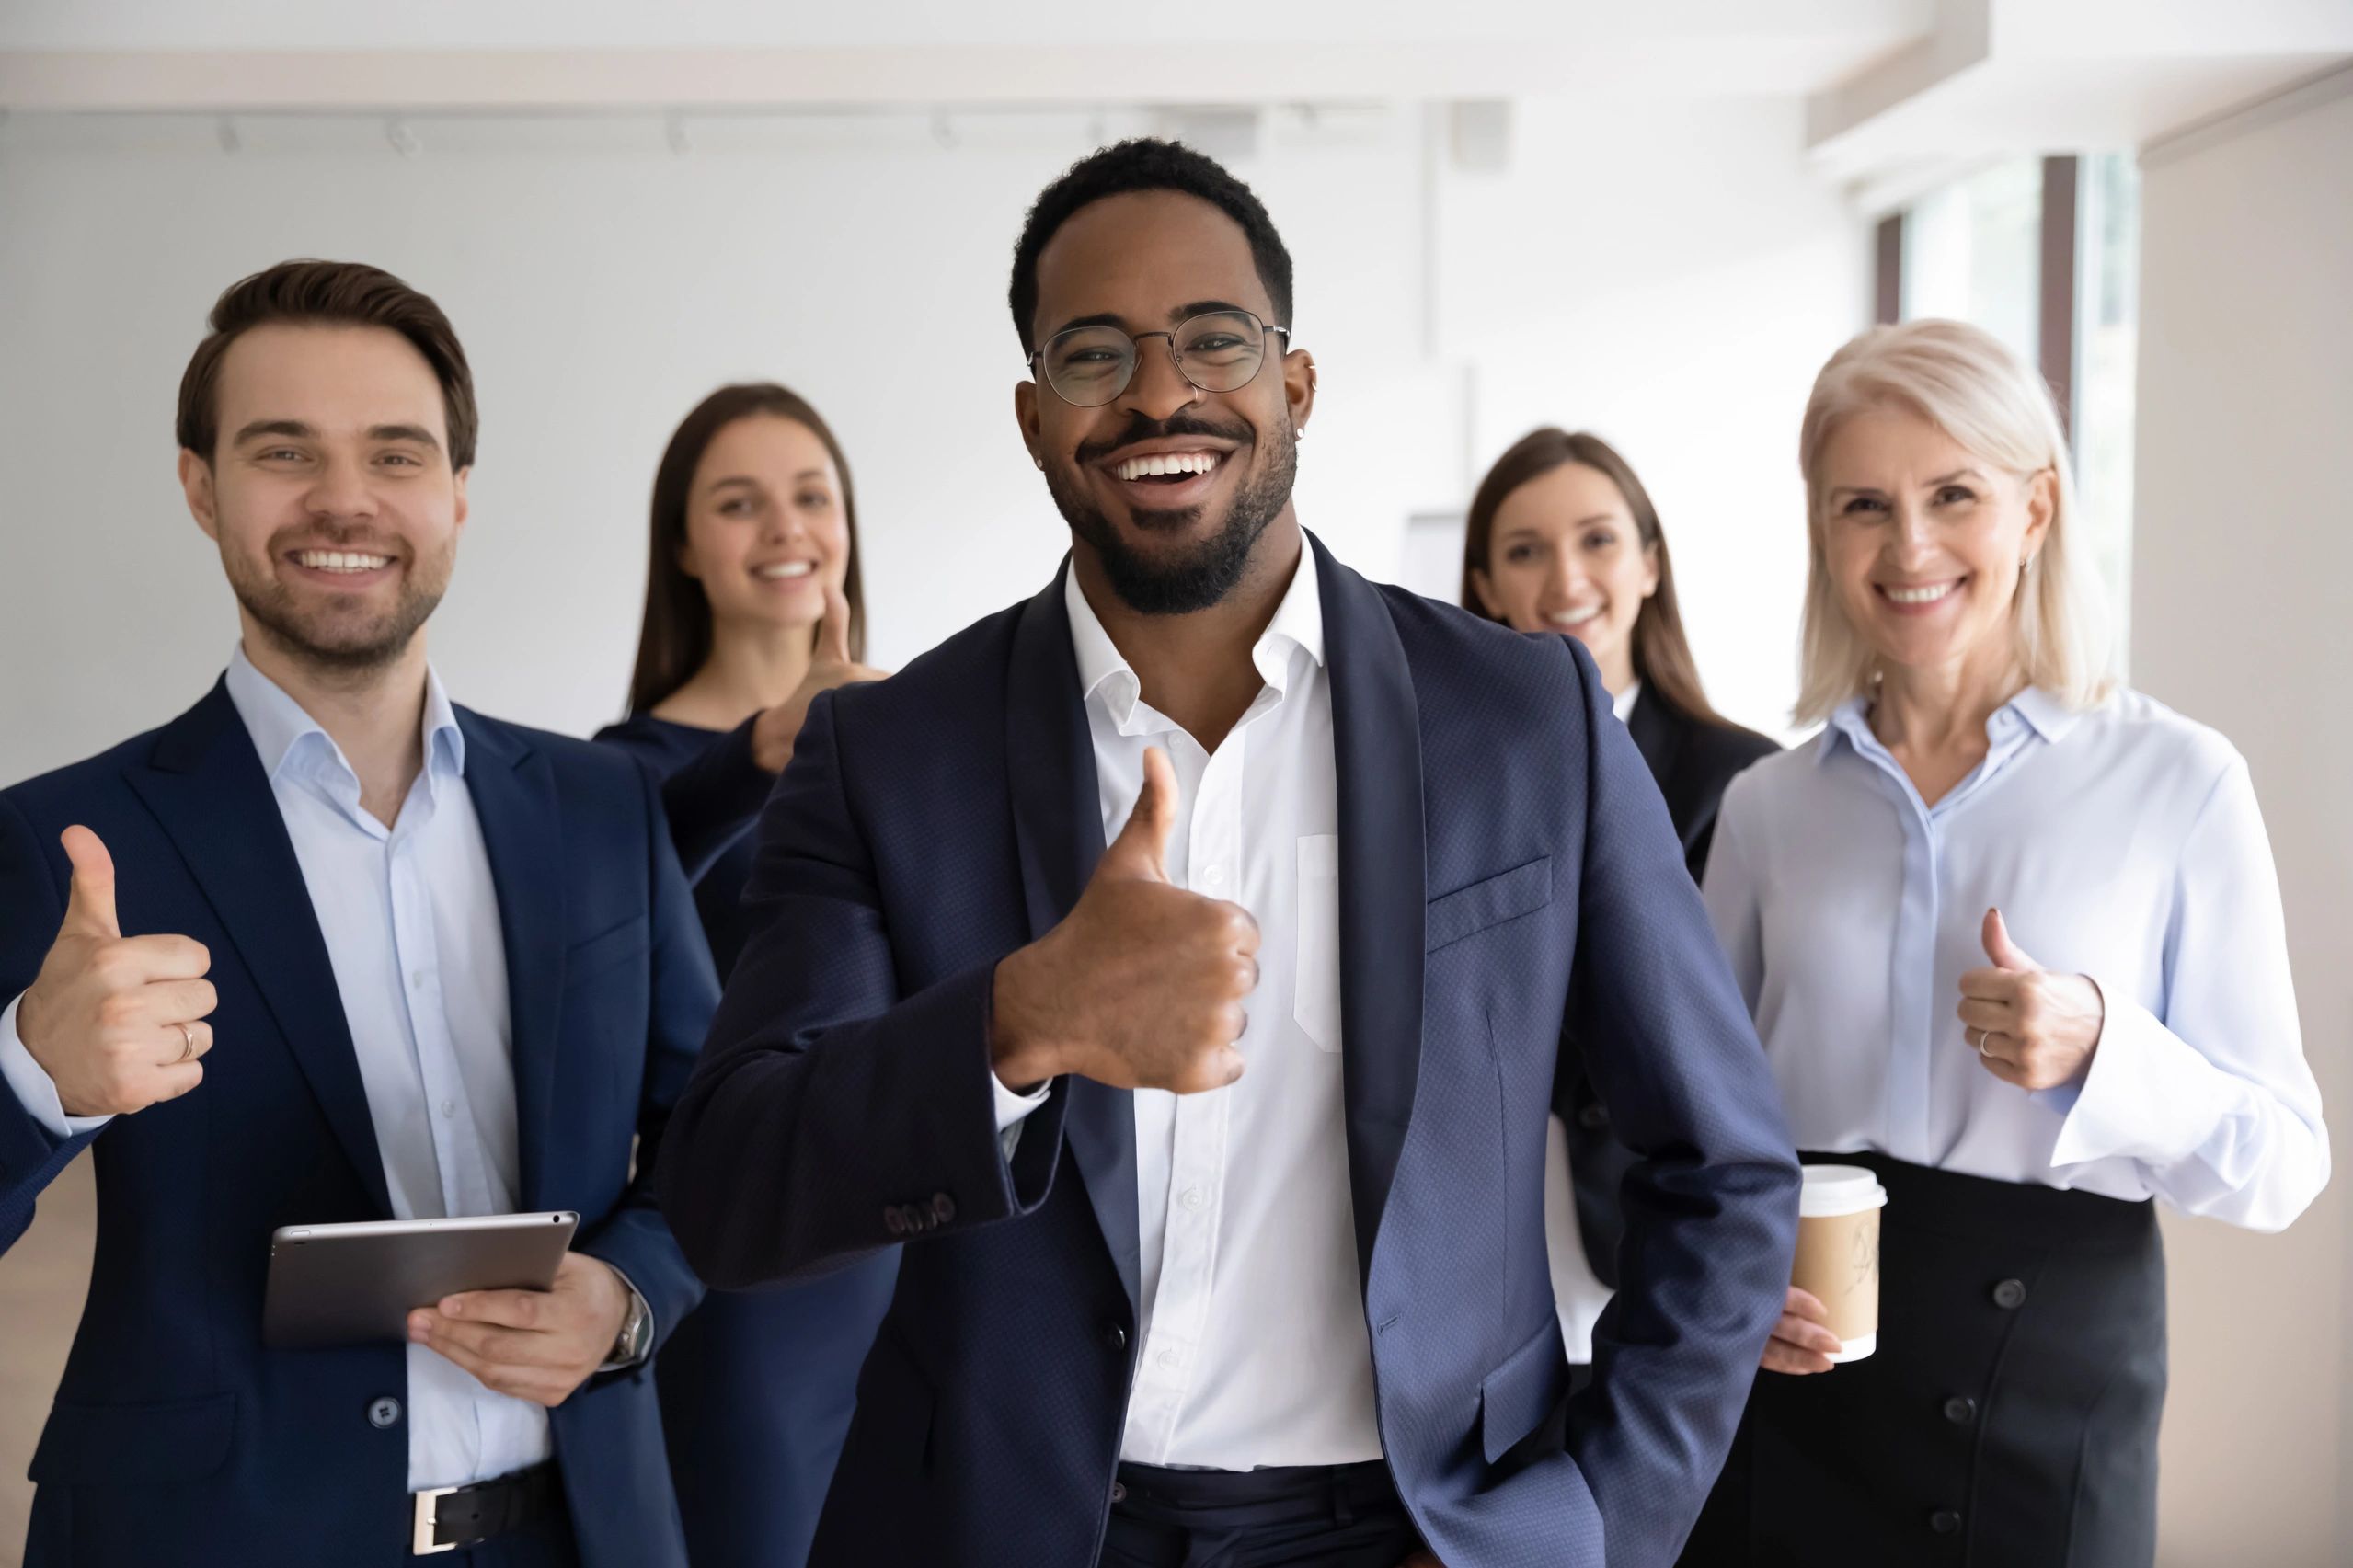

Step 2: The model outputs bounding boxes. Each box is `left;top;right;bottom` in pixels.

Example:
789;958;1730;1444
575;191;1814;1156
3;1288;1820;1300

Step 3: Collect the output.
2047;992;2223;1170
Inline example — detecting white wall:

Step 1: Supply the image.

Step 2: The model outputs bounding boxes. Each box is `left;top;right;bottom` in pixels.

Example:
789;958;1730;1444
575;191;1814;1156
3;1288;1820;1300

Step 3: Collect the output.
0;98;1861;781
2130;67;2353;1568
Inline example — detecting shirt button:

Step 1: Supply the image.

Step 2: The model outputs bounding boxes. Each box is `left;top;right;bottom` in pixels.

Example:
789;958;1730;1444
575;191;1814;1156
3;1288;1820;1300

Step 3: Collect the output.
409;970;426;990
1928;1508;1963;1535
1943;1395;1977;1425
1203;865;1226;887
1178;1186;1207;1212
1156;1348;1182;1371
367;1396;402;1429
439;1099;456;1119
1991;1278;2028;1310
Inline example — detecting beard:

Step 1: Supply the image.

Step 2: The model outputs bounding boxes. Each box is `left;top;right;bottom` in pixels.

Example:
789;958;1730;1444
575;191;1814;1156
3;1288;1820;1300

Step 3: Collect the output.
223;525;449;673
1044;411;1298;616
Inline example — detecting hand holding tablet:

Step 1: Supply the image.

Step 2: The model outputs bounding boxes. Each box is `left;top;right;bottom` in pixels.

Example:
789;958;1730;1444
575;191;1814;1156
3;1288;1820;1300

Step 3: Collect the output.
263;1211;577;1350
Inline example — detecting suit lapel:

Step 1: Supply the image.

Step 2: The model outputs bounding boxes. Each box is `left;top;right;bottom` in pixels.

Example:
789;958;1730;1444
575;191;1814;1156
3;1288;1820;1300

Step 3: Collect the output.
1313;536;1428;1284
458;711;567;1211
1004;563;1142;1312
126;683;394;1218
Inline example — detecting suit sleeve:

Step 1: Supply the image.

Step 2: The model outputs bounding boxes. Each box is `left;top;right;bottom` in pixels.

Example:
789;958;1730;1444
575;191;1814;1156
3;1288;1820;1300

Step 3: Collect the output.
1555;643;1800;1566
569;760;715;1353
660;690;1067;1291
0;795;103;1253
595;716;775;886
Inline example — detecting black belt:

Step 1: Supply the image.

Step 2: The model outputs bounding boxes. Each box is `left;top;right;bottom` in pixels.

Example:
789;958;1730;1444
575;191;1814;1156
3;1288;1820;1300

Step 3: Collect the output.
1111;1459;1402;1530
411;1462;562;1556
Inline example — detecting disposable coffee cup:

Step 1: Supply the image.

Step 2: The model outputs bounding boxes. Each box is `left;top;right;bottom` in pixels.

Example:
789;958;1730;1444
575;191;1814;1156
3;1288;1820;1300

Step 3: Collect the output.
1792;1164;1887;1363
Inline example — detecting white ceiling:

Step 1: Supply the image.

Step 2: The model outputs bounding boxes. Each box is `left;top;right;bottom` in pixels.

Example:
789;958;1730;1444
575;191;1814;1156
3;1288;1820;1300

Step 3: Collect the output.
0;1;1931;107
2;0;2346;208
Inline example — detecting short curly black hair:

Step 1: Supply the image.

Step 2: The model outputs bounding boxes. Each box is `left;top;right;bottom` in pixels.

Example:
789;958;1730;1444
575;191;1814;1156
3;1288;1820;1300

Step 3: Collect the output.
1008;137;1294;355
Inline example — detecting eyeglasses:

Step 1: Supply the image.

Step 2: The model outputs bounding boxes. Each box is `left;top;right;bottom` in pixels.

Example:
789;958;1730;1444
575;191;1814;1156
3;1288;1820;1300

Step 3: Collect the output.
1029;309;1291;407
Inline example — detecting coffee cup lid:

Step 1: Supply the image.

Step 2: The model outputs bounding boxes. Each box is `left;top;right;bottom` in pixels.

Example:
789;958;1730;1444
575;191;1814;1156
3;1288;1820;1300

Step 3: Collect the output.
1798;1163;1888;1218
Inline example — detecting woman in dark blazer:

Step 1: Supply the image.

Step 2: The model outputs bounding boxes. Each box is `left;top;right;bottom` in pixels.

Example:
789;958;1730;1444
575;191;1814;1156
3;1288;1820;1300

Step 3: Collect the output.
1462;427;1777;1332
597;383;888;1568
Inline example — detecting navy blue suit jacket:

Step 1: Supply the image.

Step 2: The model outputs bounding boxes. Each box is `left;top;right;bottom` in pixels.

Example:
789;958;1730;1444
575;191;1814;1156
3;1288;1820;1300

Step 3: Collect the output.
0;681;715;1568
662;538;1799;1568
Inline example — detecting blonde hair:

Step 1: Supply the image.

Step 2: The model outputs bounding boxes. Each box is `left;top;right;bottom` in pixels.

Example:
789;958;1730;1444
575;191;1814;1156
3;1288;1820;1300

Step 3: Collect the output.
1794;319;2114;725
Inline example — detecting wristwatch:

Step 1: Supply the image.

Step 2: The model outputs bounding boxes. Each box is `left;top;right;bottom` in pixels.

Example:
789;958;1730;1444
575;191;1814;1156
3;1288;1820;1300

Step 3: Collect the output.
603;1288;653;1369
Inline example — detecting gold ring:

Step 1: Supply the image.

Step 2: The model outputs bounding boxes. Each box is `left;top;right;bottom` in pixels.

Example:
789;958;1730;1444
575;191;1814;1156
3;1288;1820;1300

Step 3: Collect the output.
175;1023;195;1063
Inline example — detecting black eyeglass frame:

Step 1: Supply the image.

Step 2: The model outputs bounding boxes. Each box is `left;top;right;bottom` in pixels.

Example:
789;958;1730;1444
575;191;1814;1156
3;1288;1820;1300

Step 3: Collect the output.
1027;309;1294;407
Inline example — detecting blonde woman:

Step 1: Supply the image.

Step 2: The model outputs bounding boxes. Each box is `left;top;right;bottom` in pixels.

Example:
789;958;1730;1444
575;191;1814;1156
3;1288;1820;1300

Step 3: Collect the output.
1681;320;2328;1566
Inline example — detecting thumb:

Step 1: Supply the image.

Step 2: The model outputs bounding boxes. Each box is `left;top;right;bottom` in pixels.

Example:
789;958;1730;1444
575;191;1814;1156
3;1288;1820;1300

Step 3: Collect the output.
60;825;121;940
1982;907;2039;972
816;579;854;667
1099;748;1176;884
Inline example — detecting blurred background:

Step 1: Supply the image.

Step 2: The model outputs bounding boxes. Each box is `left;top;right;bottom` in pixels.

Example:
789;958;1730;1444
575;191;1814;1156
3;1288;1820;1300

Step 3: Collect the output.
1;2;2347;1562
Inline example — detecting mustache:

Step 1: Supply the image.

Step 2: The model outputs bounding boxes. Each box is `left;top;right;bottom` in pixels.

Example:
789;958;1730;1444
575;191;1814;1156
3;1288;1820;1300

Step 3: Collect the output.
1073;411;1255;467
267;522;407;556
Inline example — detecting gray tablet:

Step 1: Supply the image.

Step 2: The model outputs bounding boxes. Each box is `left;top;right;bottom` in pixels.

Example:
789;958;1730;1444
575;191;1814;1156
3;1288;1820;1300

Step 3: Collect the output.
263;1211;579;1349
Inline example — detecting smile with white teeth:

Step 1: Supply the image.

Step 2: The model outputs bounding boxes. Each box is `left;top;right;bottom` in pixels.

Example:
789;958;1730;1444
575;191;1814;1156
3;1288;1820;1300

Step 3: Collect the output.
1115;452;1221;482
293;550;392;574
1880;580;1960;606
753;561;816;580
1547;605;1603;628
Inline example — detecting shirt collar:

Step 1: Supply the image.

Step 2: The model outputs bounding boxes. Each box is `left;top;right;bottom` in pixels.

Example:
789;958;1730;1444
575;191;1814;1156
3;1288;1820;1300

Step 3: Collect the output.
1818;684;2081;766
1062;542;1326;734
1612;679;1643;724
224;643;465;786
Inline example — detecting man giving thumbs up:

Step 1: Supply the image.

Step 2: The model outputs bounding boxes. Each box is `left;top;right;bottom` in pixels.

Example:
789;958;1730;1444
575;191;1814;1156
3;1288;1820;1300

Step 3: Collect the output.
661;137;1796;1568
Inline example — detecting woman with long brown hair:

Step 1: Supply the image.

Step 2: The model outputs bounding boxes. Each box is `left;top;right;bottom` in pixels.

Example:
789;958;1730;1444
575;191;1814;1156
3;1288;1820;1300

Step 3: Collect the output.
596;383;887;1568
1463;427;1776;877
1462;427;1778;1374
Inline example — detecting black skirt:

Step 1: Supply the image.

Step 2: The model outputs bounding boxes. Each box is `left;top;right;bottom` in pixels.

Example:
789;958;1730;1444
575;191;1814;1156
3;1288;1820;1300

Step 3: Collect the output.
1680;1152;2166;1568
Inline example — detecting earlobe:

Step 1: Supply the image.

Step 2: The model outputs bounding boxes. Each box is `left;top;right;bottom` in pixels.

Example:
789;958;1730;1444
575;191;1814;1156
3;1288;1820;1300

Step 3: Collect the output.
2026;467;2058;543
178;449;219;541
1014;380;1043;472
452;467;471;534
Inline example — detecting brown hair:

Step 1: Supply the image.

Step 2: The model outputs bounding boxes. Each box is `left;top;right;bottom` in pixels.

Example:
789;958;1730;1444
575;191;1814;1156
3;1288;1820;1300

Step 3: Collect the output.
626;383;867;715
177;259;478;469
1461;428;1727;727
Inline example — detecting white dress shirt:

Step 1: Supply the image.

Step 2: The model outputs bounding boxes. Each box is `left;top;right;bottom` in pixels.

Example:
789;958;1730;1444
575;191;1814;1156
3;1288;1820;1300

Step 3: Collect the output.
1703;684;2328;1230
994;545;1382;1469
1;647;551;1490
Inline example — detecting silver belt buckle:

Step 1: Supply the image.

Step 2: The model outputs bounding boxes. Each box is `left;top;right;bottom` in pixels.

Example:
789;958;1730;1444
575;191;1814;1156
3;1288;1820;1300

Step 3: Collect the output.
411;1484;459;1555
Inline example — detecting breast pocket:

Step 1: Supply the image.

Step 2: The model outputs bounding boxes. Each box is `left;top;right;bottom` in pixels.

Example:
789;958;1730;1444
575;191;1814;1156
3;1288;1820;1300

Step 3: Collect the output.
1294;835;1342;1052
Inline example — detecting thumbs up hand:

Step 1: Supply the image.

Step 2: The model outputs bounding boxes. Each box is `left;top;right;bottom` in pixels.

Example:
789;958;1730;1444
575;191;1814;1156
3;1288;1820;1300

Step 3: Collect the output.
751;580;890;773
1956;907;2106;1092
16;827;216;1117
991;748;1258;1096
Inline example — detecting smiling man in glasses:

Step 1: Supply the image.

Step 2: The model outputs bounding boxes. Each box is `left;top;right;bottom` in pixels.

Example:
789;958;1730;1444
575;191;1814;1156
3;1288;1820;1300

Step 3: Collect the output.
663;138;1799;1568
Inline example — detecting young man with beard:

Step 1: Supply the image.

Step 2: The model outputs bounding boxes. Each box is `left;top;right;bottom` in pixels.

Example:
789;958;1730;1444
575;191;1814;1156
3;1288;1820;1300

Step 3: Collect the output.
663;140;1798;1568
0;261;714;1567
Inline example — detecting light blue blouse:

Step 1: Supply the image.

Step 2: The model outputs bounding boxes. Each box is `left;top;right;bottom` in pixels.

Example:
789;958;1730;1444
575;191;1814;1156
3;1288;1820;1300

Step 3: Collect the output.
1703;685;2327;1231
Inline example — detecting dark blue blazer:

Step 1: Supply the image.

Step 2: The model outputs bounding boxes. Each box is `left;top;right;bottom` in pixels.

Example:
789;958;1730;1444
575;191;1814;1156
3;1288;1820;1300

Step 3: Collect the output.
0;681;716;1568
662;538;1800;1568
